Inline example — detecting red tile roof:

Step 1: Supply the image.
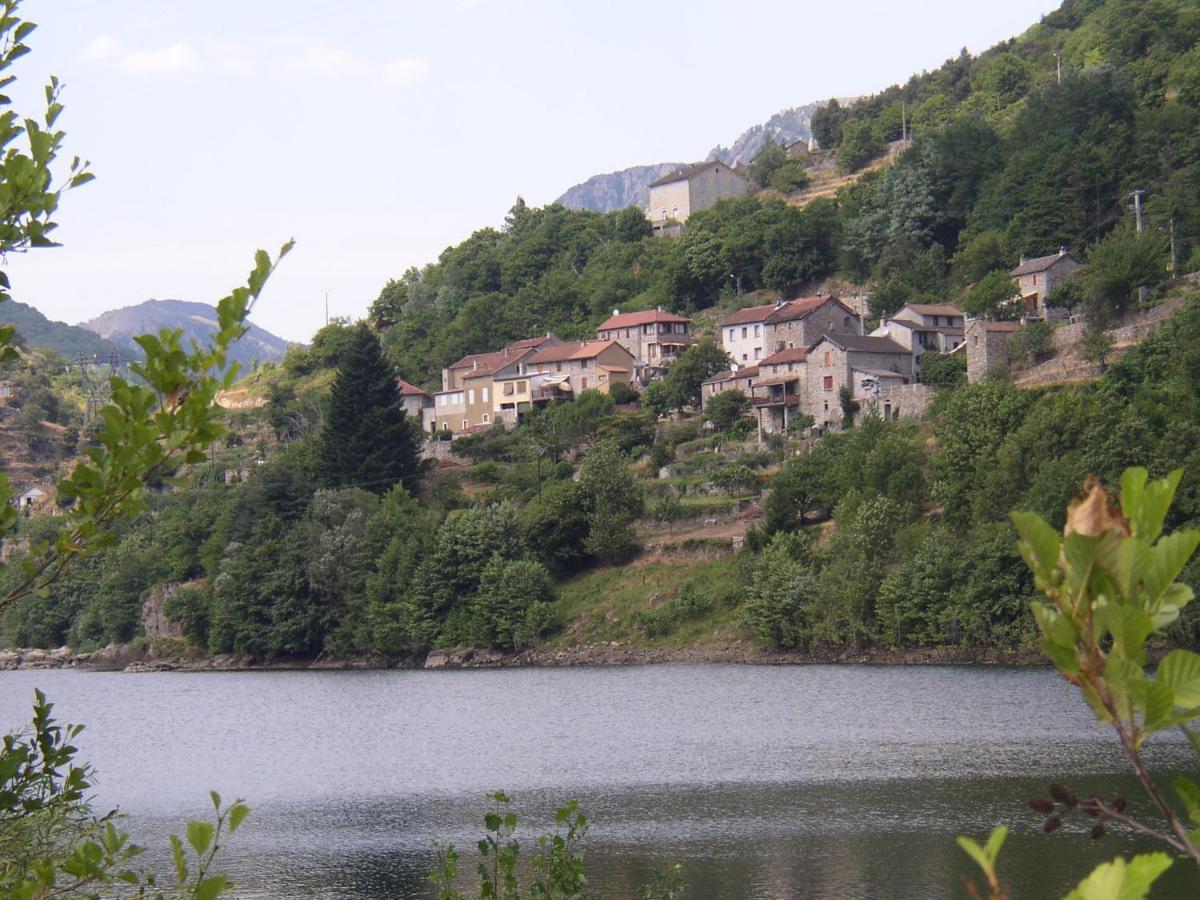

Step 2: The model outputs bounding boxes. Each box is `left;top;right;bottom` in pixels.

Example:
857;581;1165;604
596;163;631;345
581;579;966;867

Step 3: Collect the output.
597;309;690;331
395;378;431;398
702;366;760;385
759;347;808;366
719;295;851;328
648;160;749;188
525;340;632;364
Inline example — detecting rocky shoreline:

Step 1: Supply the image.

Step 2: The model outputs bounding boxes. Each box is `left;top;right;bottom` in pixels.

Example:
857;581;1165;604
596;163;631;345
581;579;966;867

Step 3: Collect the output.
0;641;1051;672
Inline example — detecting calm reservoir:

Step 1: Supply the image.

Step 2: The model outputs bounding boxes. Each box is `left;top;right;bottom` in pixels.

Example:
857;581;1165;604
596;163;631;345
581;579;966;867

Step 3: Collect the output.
1;664;1192;898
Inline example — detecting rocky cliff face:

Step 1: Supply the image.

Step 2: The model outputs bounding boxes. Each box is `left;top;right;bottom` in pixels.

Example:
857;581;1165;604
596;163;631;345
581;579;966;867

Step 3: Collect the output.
555;162;686;214
705;103;821;165
555;102;823;214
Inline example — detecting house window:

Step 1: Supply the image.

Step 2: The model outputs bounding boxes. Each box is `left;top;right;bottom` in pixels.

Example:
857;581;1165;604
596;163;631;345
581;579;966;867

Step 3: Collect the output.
482;387;489;402
518;381;527;392
581;376;588;390
504;382;514;396
672;207;678;218
728;328;735;341
625;329;630;339
754;347;761;359
787;363;793;372
644;324;653;334
741;326;748;339
754;325;760;337
823;376;834;391
462;419;468;429
556;362;562;372
468;389;475;404
742;353;748;362
824;351;831;365
483;413;490;424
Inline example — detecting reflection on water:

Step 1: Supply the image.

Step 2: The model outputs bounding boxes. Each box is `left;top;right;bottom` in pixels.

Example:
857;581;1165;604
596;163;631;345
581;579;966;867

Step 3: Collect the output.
0;665;1192;898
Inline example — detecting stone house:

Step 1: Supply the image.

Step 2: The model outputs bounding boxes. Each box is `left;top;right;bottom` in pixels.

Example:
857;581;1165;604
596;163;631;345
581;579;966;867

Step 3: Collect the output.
395;378;435;434
1010;250;1080;319
720;295;860;365
521;340;635;397
871;303;965;374
965;319;1020;383
700;365;759;407
748;348;807;437
805;334;913;432
595;308;694;382
646;161;752;234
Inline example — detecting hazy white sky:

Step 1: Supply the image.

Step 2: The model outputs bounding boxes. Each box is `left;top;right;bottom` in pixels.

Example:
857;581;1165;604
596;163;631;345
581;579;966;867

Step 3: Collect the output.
5;0;1058;343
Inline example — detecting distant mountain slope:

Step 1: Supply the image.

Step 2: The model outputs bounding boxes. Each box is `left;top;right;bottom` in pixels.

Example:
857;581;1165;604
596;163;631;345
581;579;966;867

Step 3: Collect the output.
555;162;686;215
0;299;122;360
555;102;823;213
705;103;821;165
82;300;291;370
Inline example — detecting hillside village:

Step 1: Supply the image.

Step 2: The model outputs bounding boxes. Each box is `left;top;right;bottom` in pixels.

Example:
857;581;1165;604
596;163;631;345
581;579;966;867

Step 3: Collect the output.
6;0;1200;673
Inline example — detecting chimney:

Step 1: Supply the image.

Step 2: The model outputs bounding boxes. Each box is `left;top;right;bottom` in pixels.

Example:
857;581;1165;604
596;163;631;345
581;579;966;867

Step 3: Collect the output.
1020;253;1028;265
473;360;478;371
656;306;663;312
1059;245;1067;257
613;308;619;316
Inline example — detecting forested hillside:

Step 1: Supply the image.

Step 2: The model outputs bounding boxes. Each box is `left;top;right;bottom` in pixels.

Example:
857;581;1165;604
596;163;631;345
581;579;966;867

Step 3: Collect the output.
0;300;121;360
5;0;1200;664
374;0;1200;389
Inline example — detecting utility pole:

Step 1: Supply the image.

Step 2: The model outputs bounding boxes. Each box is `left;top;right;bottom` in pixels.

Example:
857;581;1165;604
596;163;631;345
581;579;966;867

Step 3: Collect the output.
1129;189;1148;302
1130;189;1145;235
1170;218;1178;278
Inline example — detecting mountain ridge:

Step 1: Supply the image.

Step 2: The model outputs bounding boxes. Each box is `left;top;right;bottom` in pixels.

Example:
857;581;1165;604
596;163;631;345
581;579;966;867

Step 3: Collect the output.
82;299;292;370
555;102;823;213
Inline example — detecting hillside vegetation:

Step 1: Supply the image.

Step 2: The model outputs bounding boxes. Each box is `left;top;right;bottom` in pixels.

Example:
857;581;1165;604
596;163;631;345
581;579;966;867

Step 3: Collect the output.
5;0;1200;664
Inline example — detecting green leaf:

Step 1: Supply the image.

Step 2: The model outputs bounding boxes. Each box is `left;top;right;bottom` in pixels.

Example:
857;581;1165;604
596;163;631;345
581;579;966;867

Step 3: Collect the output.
186;819;214;857
1174;776;1200;825
955;836;990;875
1143;531;1200;605
982;824;1007;861
228;802;249;834
1011;511;1061;580
1157;650;1200;709
169;833;187;882
193;874;229;900
1063;853;1172;900
210;789;221;810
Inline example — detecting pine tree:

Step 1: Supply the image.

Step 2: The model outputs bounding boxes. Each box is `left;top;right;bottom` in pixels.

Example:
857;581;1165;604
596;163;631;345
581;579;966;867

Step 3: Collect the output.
316;323;420;493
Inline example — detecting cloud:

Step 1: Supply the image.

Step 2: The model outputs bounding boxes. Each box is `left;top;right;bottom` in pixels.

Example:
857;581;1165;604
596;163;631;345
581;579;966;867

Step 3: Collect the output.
79;36;121;64
381;57;431;87
118;43;201;75
79;35;428;87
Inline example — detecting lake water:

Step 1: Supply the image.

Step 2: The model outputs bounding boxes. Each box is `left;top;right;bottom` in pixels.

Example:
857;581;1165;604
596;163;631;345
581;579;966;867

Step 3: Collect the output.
0;665;1194;898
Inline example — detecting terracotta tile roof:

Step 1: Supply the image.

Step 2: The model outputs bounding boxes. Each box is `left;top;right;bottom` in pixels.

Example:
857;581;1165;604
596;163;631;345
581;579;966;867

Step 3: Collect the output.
1011;251;1077;276
702;365;759;385
449;336;556;371
460;348;534;379
525;340;631;364
597;309;690;330
721;296;853;328
767;295;845;324
648;160;749;188
816;334;911;354
759;347;808;366
902;303;964;317
394;378;431;398
720;303;777;327
751;375;802;387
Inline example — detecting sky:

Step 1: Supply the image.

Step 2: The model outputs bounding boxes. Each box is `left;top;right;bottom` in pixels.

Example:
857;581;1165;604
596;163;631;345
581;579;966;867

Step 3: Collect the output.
4;0;1060;344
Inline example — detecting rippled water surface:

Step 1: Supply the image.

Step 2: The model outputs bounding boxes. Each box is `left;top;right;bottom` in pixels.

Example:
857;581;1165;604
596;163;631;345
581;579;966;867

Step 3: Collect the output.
1;665;1192;898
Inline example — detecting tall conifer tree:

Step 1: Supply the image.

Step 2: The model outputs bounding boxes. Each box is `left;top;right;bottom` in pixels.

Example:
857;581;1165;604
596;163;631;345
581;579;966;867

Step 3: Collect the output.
317;323;419;493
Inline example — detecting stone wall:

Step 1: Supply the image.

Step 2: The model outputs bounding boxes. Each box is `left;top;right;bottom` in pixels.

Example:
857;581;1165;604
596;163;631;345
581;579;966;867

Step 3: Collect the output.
872;383;936;421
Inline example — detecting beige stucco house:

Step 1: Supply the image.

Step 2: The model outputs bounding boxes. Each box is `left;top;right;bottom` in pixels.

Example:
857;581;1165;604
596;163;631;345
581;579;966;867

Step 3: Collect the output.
522;340;635;397
433;336;559;434
871;303;965;375
646;161;752;234
395;378;435;434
